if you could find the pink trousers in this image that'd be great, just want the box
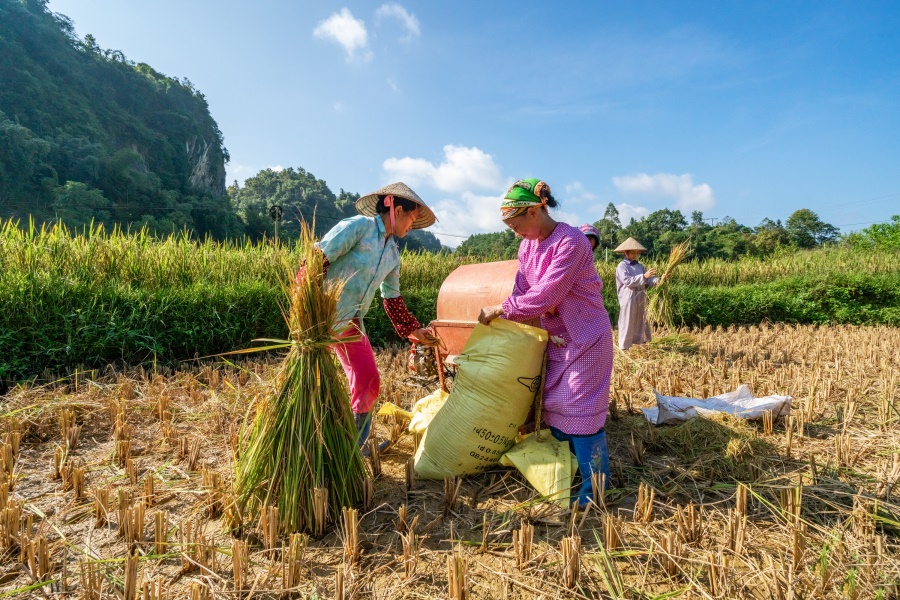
[333,320,380,414]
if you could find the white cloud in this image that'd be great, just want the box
[431,191,505,246]
[614,202,650,225]
[225,164,286,185]
[375,3,420,40]
[381,146,611,247]
[562,181,600,227]
[612,172,715,211]
[313,9,371,61]
[383,145,504,193]
[430,195,589,248]
[386,78,399,92]
[564,181,599,203]
[226,163,257,184]
[550,208,584,228]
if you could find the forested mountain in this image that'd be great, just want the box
[0,0,853,258]
[0,0,446,248]
[0,0,241,237]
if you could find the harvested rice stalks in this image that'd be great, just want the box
[648,240,692,330]
[447,546,468,600]
[648,332,699,353]
[233,225,366,534]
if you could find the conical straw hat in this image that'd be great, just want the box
[613,237,647,253]
[356,182,437,229]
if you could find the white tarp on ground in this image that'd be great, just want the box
[642,384,792,425]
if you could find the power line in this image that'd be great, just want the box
[273,206,473,238]
[428,231,471,239]
[32,202,476,239]
[816,191,900,210]
[834,218,895,227]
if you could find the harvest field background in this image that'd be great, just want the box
[0,324,898,598]
[3,2,899,597]
[0,223,899,598]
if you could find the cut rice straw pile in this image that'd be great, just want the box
[647,332,699,354]
[233,224,367,534]
[648,240,692,330]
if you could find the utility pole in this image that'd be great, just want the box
[269,204,283,244]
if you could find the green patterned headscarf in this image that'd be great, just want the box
[501,178,551,219]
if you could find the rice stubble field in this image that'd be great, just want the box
[1,323,898,598]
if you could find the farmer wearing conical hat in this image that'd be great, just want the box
[298,182,439,449]
[614,237,667,349]
[478,179,613,506]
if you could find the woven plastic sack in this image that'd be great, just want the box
[377,402,412,421]
[407,389,448,434]
[499,433,577,505]
[414,319,548,479]
[642,385,793,425]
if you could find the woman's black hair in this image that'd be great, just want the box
[536,183,558,208]
[375,195,420,214]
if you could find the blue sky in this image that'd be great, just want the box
[49,1,900,246]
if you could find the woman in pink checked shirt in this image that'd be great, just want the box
[479,179,614,506]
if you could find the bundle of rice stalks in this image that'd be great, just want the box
[648,240,692,330]
[233,224,367,534]
[648,333,699,354]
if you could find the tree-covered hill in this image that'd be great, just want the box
[227,167,444,252]
[0,0,241,237]
[0,0,446,248]
[454,204,847,261]
[455,229,522,259]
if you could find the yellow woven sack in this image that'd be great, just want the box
[499,433,577,505]
[407,389,448,434]
[376,402,412,421]
[414,319,548,479]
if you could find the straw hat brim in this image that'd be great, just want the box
[355,182,437,230]
[613,237,647,253]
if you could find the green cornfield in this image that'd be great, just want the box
[1,219,898,384]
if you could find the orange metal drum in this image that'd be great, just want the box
[432,260,538,363]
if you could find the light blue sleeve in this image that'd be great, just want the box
[318,216,368,262]
[380,262,401,299]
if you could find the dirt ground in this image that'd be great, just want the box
[1,324,898,599]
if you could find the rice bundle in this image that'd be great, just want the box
[648,333,699,354]
[648,240,692,330]
[234,225,367,534]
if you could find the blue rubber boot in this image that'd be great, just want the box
[355,412,392,456]
[570,429,612,507]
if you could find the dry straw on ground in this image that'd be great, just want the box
[0,323,897,598]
